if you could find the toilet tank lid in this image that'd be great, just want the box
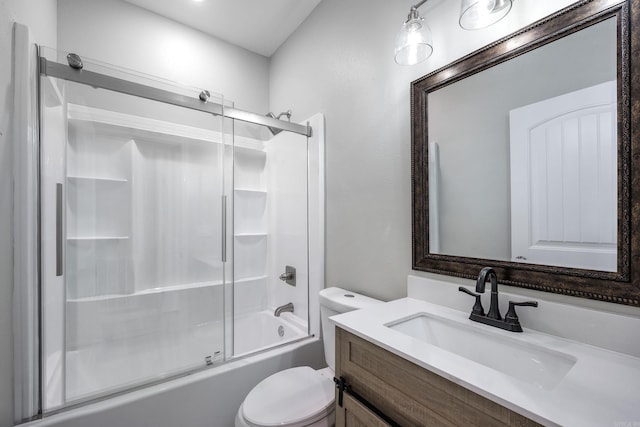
[319,287,382,313]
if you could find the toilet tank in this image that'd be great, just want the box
[319,287,382,372]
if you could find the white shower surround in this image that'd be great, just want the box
[15,97,326,425]
[36,75,324,401]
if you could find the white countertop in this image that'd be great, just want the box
[331,297,640,427]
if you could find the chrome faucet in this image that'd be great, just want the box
[459,267,538,332]
[274,302,294,317]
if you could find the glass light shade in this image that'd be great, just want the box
[394,15,433,66]
[459,0,513,30]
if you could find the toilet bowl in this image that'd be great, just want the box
[234,287,382,427]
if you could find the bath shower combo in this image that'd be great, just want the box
[12,38,325,426]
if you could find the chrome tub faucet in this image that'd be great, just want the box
[274,302,294,317]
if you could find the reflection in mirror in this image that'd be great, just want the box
[412,0,639,306]
[427,18,617,272]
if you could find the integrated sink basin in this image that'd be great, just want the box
[385,313,577,390]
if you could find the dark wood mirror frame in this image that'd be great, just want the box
[411,0,640,306]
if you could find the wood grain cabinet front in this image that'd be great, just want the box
[334,327,542,427]
[337,392,393,427]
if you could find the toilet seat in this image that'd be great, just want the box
[241,366,335,427]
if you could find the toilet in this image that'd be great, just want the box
[234,287,382,427]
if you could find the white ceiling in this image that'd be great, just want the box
[122,0,323,57]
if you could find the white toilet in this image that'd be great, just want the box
[234,287,381,427]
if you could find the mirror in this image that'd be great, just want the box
[412,0,640,306]
[429,18,617,271]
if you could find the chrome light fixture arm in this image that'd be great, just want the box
[411,0,429,13]
[394,0,514,65]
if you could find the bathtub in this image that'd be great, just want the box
[234,310,308,356]
[28,310,324,427]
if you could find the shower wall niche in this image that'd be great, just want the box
[233,139,269,315]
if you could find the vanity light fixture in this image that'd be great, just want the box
[394,1,433,66]
[394,0,514,65]
[459,0,513,30]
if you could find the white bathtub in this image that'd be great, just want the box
[58,283,308,402]
[234,310,307,356]
[66,310,308,401]
[28,309,324,427]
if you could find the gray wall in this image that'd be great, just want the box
[269,0,571,300]
[0,2,57,425]
[57,0,270,115]
[269,0,638,313]
[270,0,416,301]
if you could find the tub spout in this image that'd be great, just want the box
[274,302,294,317]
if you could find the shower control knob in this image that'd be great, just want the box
[279,266,296,286]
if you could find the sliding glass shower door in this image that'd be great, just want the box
[232,124,310,356]
[36,48,316,416]
[40,55,229,410]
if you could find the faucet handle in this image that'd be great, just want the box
[510,301,539,307]
[505,300,538,327]
[458,287,485,317]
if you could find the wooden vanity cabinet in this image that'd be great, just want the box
[335,327,542,427]
[339,392,393,427]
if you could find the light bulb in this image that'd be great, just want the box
[394,12,433,66]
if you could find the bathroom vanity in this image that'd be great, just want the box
[330,278,640,427]
[334,327,540,426]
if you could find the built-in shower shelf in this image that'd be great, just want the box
[67,175,129,183]
[234,233,268,238]
[235,275,268,284]
[137,280,224,295]
[233,145,266,155]
[67,280,224,303]
[67,104,224,145]
[232,135,266,153]
[67,236,129,241]
[234,188,267,195]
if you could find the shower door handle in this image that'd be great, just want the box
[56,183,63,276]
[221,195,227,263]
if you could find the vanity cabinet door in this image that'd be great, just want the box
[336,392,392,427]
[335,327,542,427]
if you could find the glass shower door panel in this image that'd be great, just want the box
[41,74,226,409]
[233,127,309,356]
